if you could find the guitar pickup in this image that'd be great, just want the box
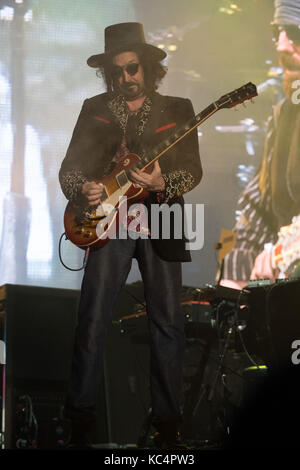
[100,186,108,201]
[116,170,128,188]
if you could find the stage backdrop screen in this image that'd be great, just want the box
[0,0,277,289]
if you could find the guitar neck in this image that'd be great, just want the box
[136,102,218,171]
[131,82,258,171]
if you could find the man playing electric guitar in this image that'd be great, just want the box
[59,22,202,448]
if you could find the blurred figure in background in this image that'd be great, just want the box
[221,0,300,288]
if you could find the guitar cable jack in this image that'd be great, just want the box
[58,232,90,271]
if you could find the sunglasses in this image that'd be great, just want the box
[111,62,140,79]
[271,24,300,45]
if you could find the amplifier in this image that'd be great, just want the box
[113,301,214,342]
[182,300,214,339]
[0,282,149,449]
[0,284,80,449]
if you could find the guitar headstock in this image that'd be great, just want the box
[216,82,258,110]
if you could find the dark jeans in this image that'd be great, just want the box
[65,236,185,425]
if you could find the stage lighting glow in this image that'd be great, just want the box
[0,6,14,21]
[230,4,242,11]
[219,7,234,15]
[219,1,242,15]
[24,9,32,22]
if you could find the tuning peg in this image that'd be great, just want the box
[242,102,247,108]
[251,99,255,104]
[234,106,239,111]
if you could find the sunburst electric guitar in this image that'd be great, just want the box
[64,82,258,250]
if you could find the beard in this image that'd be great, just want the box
[118,81,145,101]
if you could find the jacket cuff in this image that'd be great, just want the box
[162,170,195,203]
[59,169,87,204]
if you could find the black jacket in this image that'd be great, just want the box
[59,91,202,262]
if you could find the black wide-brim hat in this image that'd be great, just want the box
[87,22,167,68]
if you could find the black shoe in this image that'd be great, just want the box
[63,406,96,450]
[152,420,192,451]
[65,424,95,450]
[153,430,191,450]
[64,420,94,450]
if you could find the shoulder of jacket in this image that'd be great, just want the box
[160,94,190,105]
[154,94,192,114]
[84,92,109,106]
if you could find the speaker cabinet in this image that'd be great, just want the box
[0,284,79,449]
[0,282,149,449]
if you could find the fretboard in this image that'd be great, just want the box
[134,102,218,171]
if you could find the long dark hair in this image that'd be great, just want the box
[97,45,167,95]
